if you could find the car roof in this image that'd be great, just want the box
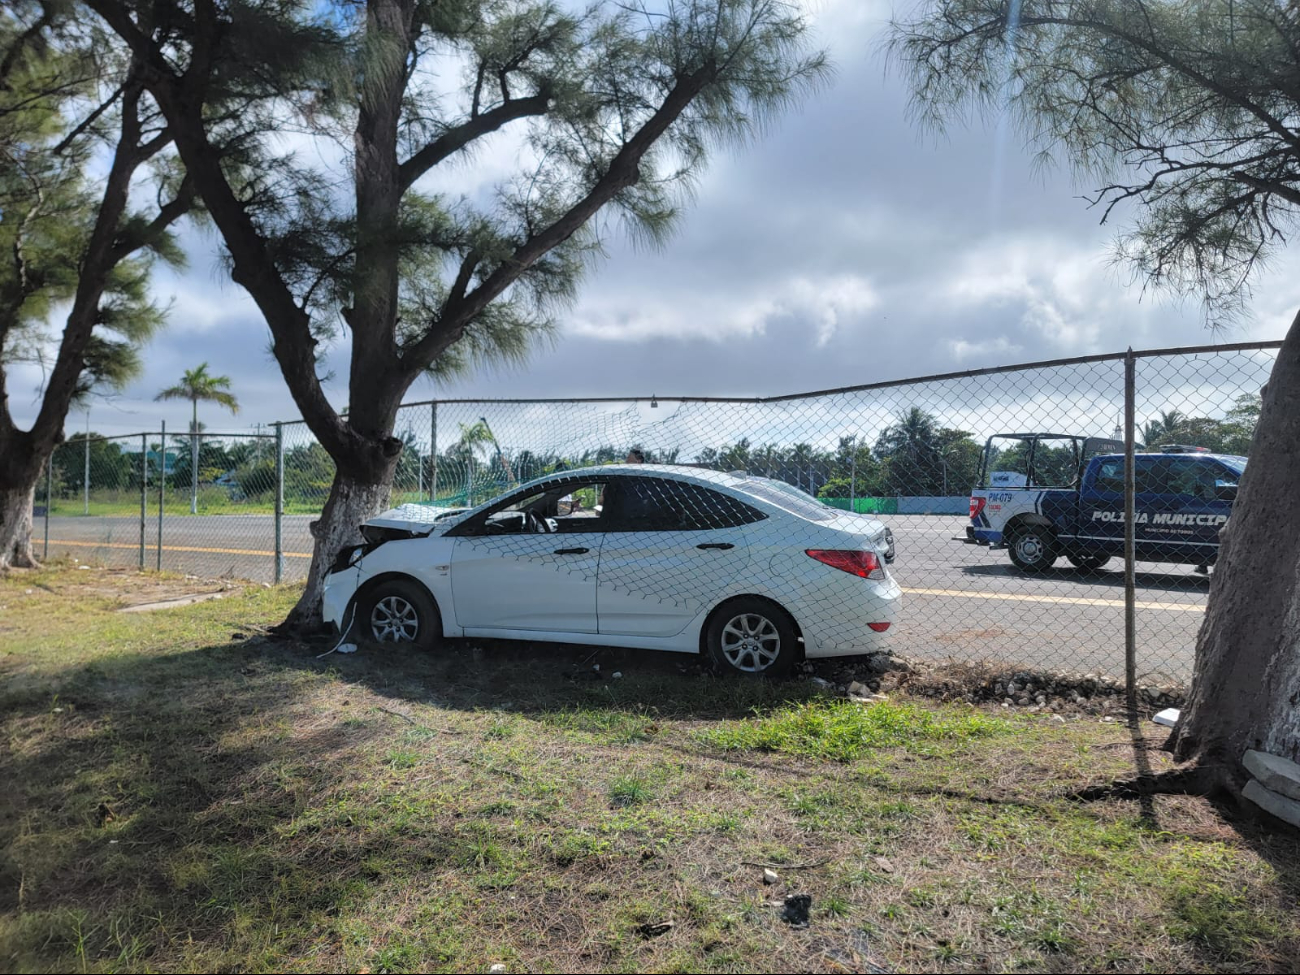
[527,463,749,489]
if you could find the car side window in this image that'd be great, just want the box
[449,478,614,536]
[606,477,765,531]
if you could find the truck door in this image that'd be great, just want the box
[1078,457,1125,557]
[1141,457,1230,563]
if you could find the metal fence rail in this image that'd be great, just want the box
[45,342,1281,685]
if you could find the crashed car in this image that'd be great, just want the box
[323,465,900,676]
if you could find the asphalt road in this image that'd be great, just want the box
[43,513,1206,682]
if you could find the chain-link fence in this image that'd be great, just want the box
[42,342,1279,683]
[44,429,282,580]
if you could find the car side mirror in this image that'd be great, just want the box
[1216,485,1238,502]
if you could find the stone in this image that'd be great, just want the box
[612,672,623,680]
[848,680,871,698]
[763,868,779,885]
[872,856,895,873]
[1244,779,1300,829]
[811,677,833,689]
[1244,750,1300,803]
[1052,715,1067,724]
[489,967,508,974]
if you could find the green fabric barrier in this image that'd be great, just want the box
[820,497,898,514]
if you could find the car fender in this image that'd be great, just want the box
[351,536,460,637]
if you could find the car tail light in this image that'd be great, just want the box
[868,622,891,632]
[970,496,987,520]
[806,548,886,581]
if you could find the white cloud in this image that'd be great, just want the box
[568,272,879,345]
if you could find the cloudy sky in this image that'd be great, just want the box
[8,0,1296,440]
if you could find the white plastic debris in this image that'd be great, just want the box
[612,671,623,679]
[335,643,359,655]
[1152,708,1181,728]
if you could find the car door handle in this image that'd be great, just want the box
[553,547,589,555]
[696,542,735,550]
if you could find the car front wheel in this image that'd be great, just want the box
[358,578,440,650]
[706,598,798,678]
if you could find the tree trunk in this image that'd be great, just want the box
[0,480,39,570]
[1168,310,1300,796]
[281,461,398,631]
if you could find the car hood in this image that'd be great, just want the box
[365,503,470,532]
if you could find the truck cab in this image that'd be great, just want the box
[965,433,1244,572]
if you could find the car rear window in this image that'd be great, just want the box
[736,480,835,521]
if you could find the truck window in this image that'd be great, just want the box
[1145,457,1216,500]
[1030,441,1081,488]
[1093,459,1124,493]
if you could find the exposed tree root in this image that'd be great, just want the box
[1067,766,1219,802]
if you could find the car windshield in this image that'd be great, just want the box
[737,478,835,522]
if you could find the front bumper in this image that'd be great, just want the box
[321,567,359,630]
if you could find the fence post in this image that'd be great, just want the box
[139,433,147,570]
[850,443,857,511]
[83,433,90,516]
[1123,349,1137,712]
[44,453,52,559]
[157,421,165,571]
[430,401,438,502]
[274,422,284,584]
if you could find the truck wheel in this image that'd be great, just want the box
[1008,525,1058,572]
[1067,553,1110,572]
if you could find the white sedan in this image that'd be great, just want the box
[322,465,900,676]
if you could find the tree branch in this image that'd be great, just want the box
[397,93,550,193]
[50,83,126,156]
[110,172,196,262]
[400,59,717,374]
[82,0,352,460]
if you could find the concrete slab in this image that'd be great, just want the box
[1245,749,1300,803]
[1244,779,1300,829]
[118,592,226,613]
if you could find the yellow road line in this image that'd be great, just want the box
[47,539,313,559]
[902,586,1204,613]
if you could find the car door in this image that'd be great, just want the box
[450,478,608,634]
[596,476,764,637]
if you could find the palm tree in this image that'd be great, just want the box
[156,364,240,513]
[875,407,943,495]
[1142,409,1184,448]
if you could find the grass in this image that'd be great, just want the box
[2,563,1299,974]
[701,698,1008,761]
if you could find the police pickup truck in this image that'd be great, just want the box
[964,433,1245,572]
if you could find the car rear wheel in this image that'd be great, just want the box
[358,578,440,650]
[1067,553,1110,572]
[1008,525,1058,572]
[706,598,798,678]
